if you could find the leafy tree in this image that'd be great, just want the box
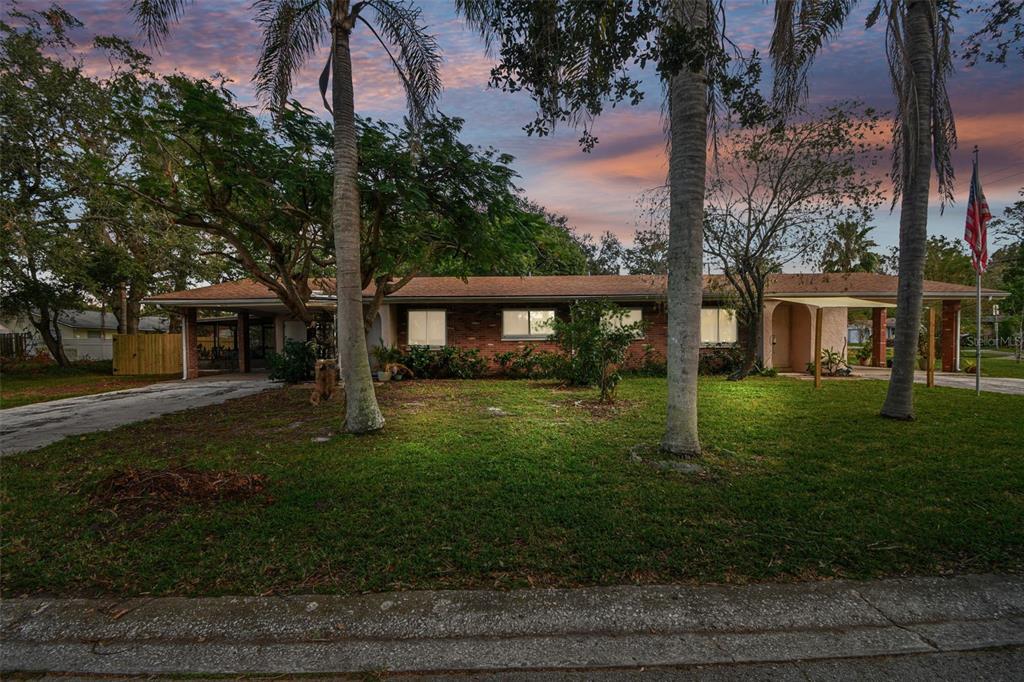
[462,0,769,456]
[550,300,646,403]
[578,231,624,275]
[962,0,1024,66]
[356,114,569,325]
[130,0,451,433]
[820,221,883,273]
[990,190,1024,359]
[701,106,884,376]
[771,0,958,420]
[883,236,974,285]
[0,7,101,365]
[110,76,335,324]
[624,226,669,275]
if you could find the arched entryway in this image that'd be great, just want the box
[770,302,813,371]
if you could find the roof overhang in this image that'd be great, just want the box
[772,296,893,308]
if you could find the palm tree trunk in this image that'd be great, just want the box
[661,0,707,456]
[331,23,385,433]
[881,0,933,420]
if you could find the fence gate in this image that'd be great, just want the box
[113,334,183,375]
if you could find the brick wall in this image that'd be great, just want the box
[394,302,673,369]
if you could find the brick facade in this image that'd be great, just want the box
[394,302,677,369]
[871,308,887,367]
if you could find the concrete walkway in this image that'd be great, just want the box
[3,574,1022,676]
[0,374,277,455]
[852,366,1024,395]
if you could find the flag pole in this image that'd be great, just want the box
[974,146,982,395]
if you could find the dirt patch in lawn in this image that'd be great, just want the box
[562,397,637,419]
[92,467,272,516]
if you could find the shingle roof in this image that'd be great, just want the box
[58,310,168,331]
[144,272,1005,304]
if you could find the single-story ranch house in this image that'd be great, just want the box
[145,272,1006,379]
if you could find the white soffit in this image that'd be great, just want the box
[773,296,893,309]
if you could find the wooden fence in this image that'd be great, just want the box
[113,334,182,375]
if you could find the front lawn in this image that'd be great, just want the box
[0,361,175,409]
[980,354,1024,380]
[2,377,1021,597]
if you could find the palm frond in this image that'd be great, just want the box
[877,0,957,207]
[129,0,193,46]
[253,0,329,113]
[365,0,442,129]
[770,0,856,115]
[454,0,498,54]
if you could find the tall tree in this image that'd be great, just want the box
[460,0,767,456]
[771,0,957,420]
[701,106,883,375]
[131,0,445,433]
[820,221,883,273]
[623,226,669,275]
[0,7,100,365]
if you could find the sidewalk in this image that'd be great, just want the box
[3,574,1022,676]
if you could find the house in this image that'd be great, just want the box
[144,272,1007,379]
[0,310,169,361]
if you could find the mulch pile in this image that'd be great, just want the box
[92,467,271,514]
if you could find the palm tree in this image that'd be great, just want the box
[821,221,882,273]
[661,0,708,456]
[771,0,956,420]
[459,0,752,457]
[129,0,444,433]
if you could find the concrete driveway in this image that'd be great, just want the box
[0,375,277,455]
[852,366,1024,396]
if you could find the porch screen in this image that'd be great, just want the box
[700,308,738,344]
[408,310,446,346]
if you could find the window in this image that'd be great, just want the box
[502,309,555,339]
[700,308,738,345]
[408,309,446,346]
[603,308,644,336]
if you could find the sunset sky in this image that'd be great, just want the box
[35,0,1024,260]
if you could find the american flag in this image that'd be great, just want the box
[964,158,991,274]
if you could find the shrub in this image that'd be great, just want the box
[400,345,488,379]
[550,300,645,402]
[495,346,559,379]
[624,343,667,377]
[267,340,315,383]
[855,343,872,365]
[698,346,743,375]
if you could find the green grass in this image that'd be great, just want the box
[2,377,1022,598]
[975,354,1024,379]
[0,362,175,409]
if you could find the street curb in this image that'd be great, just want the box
[3,574,1023,675]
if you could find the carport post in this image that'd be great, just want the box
[814,307,823,389]
[237,311,250,374]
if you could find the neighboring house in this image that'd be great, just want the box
[847,321,872,345]
[0,310,169,361]
[145,273,1007,379]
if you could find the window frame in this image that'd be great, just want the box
[407,309,447,347]
[700,307,738,346]
[501,308,557,340]
[602,307,646,339]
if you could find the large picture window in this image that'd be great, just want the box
[408,309,446,346]
[603,308,644,336]
[502,309,555,339]
[700,308,738,345]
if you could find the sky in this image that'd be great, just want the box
[29,0,1024,259]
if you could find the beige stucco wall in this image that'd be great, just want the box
[764,302,848,370]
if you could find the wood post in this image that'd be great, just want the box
[927,305,936,387]
[814,307,823,389]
